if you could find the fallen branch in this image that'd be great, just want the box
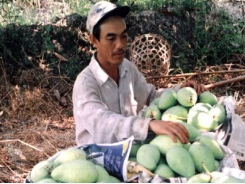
[0,139,42,152]
[205,75,245,89]
[146,69,245,79]
[0,158,18,176]
[38,132,59,153]
[53,52,69,62]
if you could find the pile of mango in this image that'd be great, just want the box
[129,134,244,183]
[143,87,226,133]
[29,87,244,183]
[29,147,121,183]
[130,87,244,183]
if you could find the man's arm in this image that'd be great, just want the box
[73,74,152,145]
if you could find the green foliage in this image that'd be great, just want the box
[0,0,244,79]
[41,26,54,51]
[0,0,93,27]
[174,1,244,72]
[116,0,244,72]
[65,0,93,16]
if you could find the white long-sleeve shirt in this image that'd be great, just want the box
[72,54,180,146]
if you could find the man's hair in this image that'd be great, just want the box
[92,22,101,41]
[92,13,125,41]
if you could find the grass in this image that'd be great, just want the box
[0,0,92,27]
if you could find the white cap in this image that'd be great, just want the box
[86,1,130,34]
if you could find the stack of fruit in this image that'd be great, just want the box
[29,147,121,183]
[143,87,226,132]
[128,87,244,182]
[129,134,244,183]
[28,87,244,183]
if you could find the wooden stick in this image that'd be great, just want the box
[0,158,18,176]
[146,69,245,79]
[53,52,69,62]
[0,139,42,152]
[204,75,245,89]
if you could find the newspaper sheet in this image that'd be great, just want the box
[25,136,134,183]
[80,135,134,181]
[215,96,245,161]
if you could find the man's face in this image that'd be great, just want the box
[91,16,128,66]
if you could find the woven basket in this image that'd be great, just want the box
[129,33,171,77]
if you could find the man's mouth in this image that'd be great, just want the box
[113,52,125,56]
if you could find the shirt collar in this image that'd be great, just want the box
[89,53,128,86]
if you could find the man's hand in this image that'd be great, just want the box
[149,120,189,144]
[180,80,206,95]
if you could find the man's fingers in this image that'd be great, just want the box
[176,125,189,143]
[196,84,201,95]
[167,131,188,144]
[149,120,189,144]
[178,123,189,137]
[197,84,206,94]
[167,133,177,143]
[181,81,206,95]
[168,123,189,144]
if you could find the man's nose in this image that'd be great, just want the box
[115,38,125,49]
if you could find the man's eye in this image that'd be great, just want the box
[107,37,115,41]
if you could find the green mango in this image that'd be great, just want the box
[214,160,220,170]
[189,102,212,113]
[154,163,175,178]
[195,134,224,160]
[53,147,87,166]
[209,104,226,125]
[187,110,218,132]
[183,142,191,150]
[166,146,196,178]
[188,141,216,173]
[176,121,201,141]
[37,178,57,183]
[136,144,160,171]
[149,134,182,155]
[95,164,110,182]
[158,156,167,165]
[128,157,137,162]
[130,142,142,157]
[51,159,98,183]
[143,104,162,120]
[108,176,121,183]
[177,87,198,107]
[158,89,178,110]
[187,173,211,183]
[98,176,121,183]
[161,105,188,122]
[150,97,160,106]
[198,91,218,106]
[210,171,245,183]
[30,160,53,183]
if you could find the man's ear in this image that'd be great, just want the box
[89,34,98,49]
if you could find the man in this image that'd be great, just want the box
[73,1,205,146]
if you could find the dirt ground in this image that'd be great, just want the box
[1,62,245,183]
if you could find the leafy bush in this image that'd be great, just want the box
[0,0,244,79]
[169,0,245,72]
[0,0,92,26]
